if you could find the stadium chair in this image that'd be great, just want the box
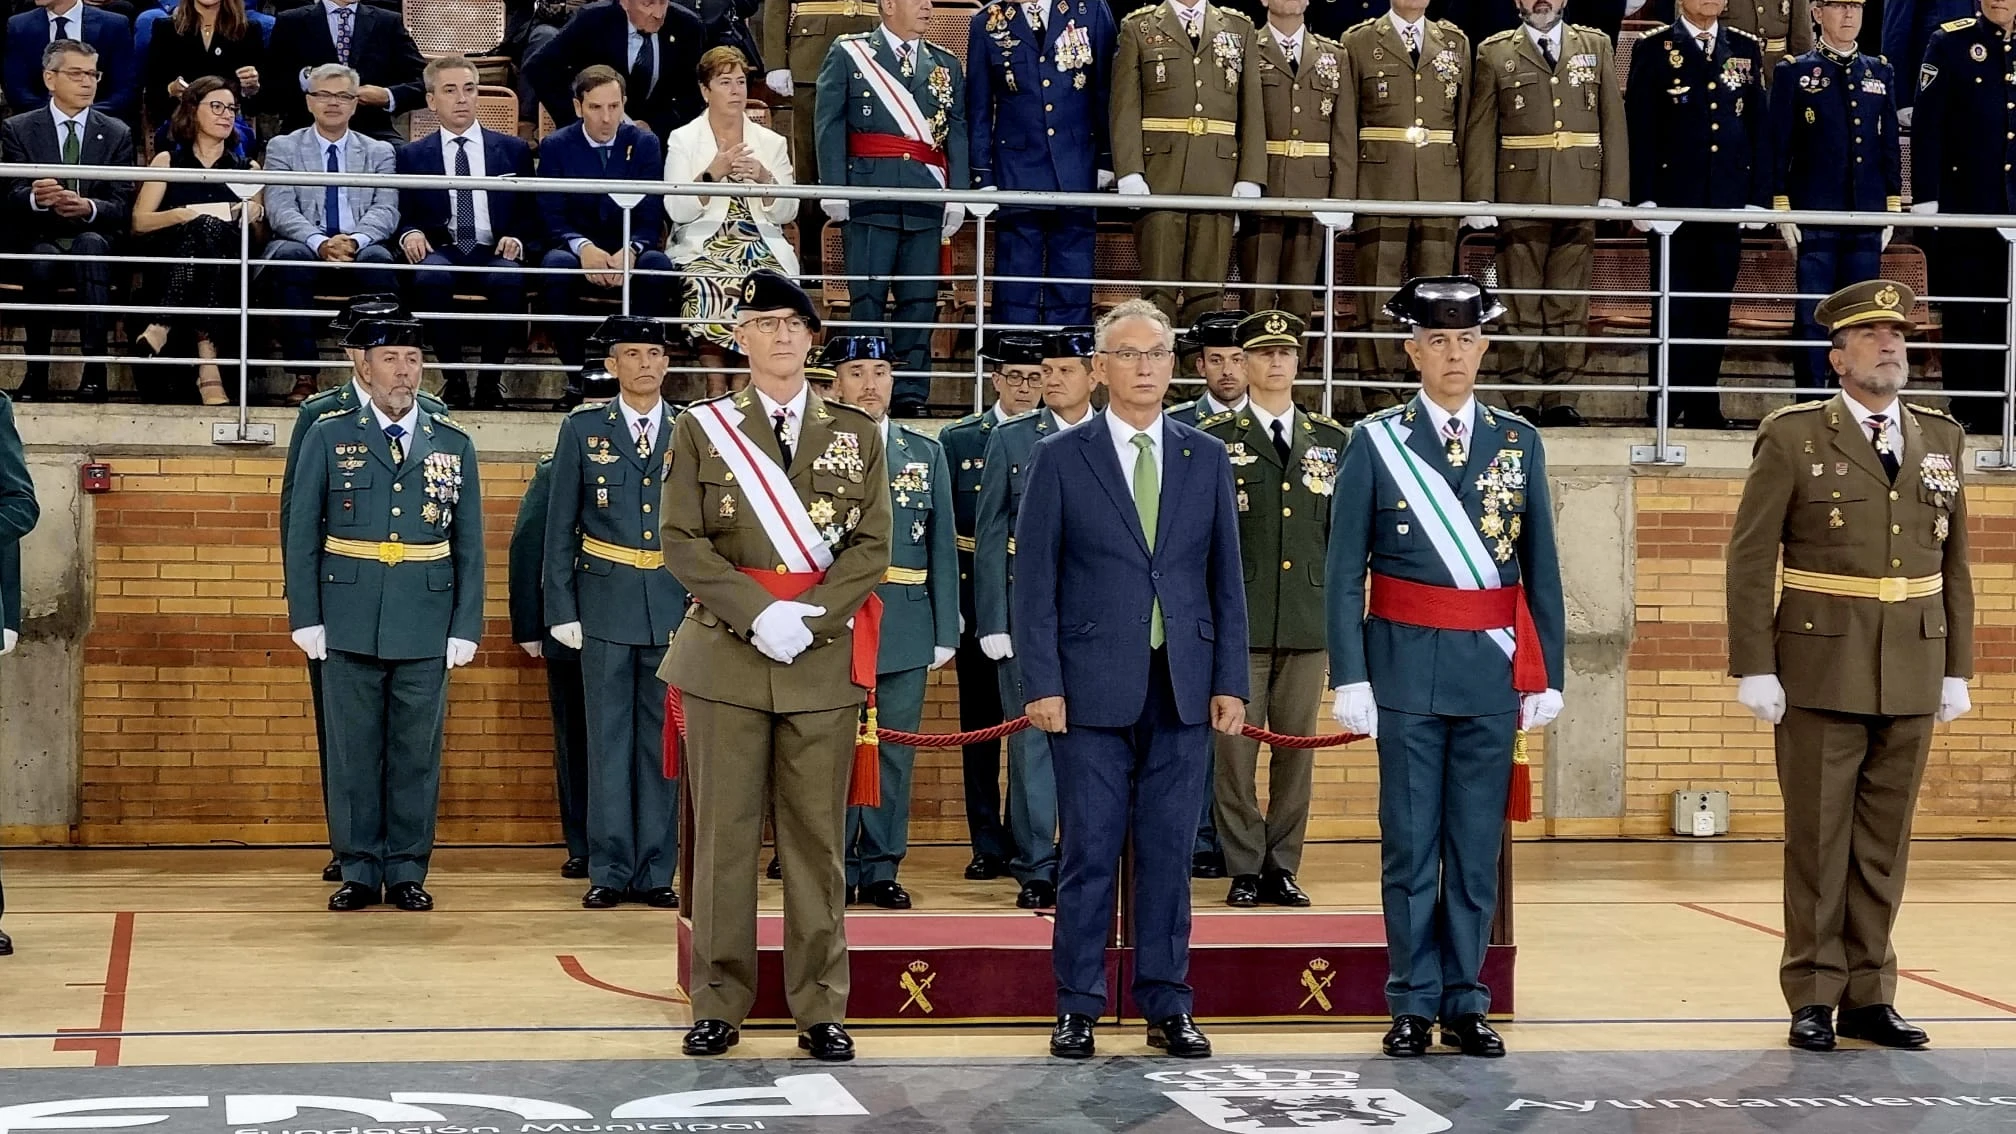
[406,0,512,85]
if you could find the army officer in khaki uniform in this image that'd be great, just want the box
[1111,0,1268,327]
[1733,0,1811,74]
[662,271,893,1063]
[1237,0,1350,325]
[1727,280,1974,1054]
[1463,0,1627,426]
[1333,3,1469,412]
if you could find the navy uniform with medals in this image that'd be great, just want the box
[543,316,692,910]
[508,452,590,879]
[0,387,36,959]
[967,0,1117,328]
[1198,310,1347,907]
[277,295,441,885]
[1324,278,1564,1057]
[826,335,961,907]
[937,332,1049,878]
[1910,9,2016,433]
[1770,24,1902,395]
[1625,18,1774,428]
[284,320,486,913]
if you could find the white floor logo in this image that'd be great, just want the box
[1151,1067,1452,1133]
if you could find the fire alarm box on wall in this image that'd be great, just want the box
[81,463,111,493]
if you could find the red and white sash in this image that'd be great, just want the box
[692,400,834,573]
[839,37,948,188]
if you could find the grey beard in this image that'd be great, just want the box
[1522,9,1564,31]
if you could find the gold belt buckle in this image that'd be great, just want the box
[378,542,406,567]
[1285,139,1306,158]
[1186,117,1208,136]
[841,0,859,15]
[1404,125,1428,146]
[1877,576,1908,603]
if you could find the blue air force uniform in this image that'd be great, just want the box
[543,359,691,902]
[1911,12,2016,433]
[1771,39,1902,393]
[966,0,1116,327]
[508,455,590,868]
[940,407,1011,863]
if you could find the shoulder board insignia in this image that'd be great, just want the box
[1642,23,1671,36]
[1196,410,1237,429]
[1480,28,1518,45]
[836,30,872,41]
[1941,16,1976,31]
[1906,402,1962,424]
[1217,7,1253,23]
[1494,406,1535,428]
[1784,52,1797,63]
[537,452,554,466]
[1360,404,1406,424]
[314,406,348,421]
[1307,412,1346,431]
[949,411,983,428]
[418,391,447,410]
[430,412,471,435]
[1568,21,1601,34]
[1878,53,1889,64]
[1346,16,1376,32]
[1001,408,1044,427]
[1728,26,1759,41]
[567,400,609,415]
[1759,400,1828,428]
[824,399,878,424]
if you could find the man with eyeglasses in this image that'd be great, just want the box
[2,0,136,119]
[937,332,1045,885]
[268,0,426,141]
[1016,298,1250,1060]
[972,326,1101,912]
[661,269,892,1064]
[0,39,134,404]
[262,62,401,407]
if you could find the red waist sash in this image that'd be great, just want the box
[847,132,947,173]
[1367,572,1546,694]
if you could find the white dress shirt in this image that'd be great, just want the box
[1271,24,1302,66]
[1678,15,1718,51]
[1387,11,1425,55]
[44,0,82,42]
[1106,409,1165,499]
[1248,400,1294,447]
[1169,0,1206,35]
[36,102,97,221]
[619,396,666,454]
[754,382,811,454]
[1844,395,1904,461]
[881,24,923,66]
[369,398,422,455]
[440,123,494,245]
[1526,22,1563,63]
[305,130,358,253]
[1198,391,1248,417]
[1419,395,1477,462]
[1053,403,1095,431]
[989,402,1015,425]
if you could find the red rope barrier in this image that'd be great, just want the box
[1239,725,1365,749]
[868,718,1364,749]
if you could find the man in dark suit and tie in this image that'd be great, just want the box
[395,56,540,411]
[1012,297,1251,1061]
[536,65,672,392]
[267,0,425,140]
[0,40,134,403]
[3,0,136,119]
[524,0,707,135]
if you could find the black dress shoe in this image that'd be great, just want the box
[321,858,342,882]
[1440,1013,1506,1057]
[1540,405,1588,427]
[1191,852,1226,880]
[683,1019,739,1056]
[889,399,927,419]
[73,380,108,404]
[1508,403,1540,422]
[862,880,912,910]
[1146,1013,1212,1058]
[964,853,1007,880]
[798,1022,855,1062]
[1837,1004,1928,1049]
[1261,870,1312,907]
[582,886,624,909]
[766,855,782,880]
[473,382,506,412]
[1225,875,1261,908]
[1382,1014,1433,1057]
[12,382,45,403]
[640,886,680,909]
[328,882,380,911]
[0,927,13,955]
[560,856,589,879]
[1016,879,1056,909]
[1050,1012,1096,1058]
[1788,1004,1836,1051]
[387,881,434,912]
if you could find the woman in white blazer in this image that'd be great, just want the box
[664,47,799,395]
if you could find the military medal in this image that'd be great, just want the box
[1236,489,1249,512]
[911,519,927,543]
[1811,463,1824,477]
[845,506,863,531]
[1920,451,1961,494]
[1074,72,1086,88]
[1513,92,1525,110]
[1226,442,1258,466]
[809,499,837,526]
[1935,513,1951,541]
[1828,506,1844,529]
[719,492,737,519]
[1155,58,1167,83]
[1835,462,1849,476]
[596,488,609,508]
[1972,42,1988,62]
[421,502,440,525]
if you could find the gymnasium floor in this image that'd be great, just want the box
[3,840,2014,1132]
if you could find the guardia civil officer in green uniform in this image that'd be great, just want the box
[972,327,1102,909]
[1199,310,1346,909]
[665,270,892,1063]
[278,294,436,883]
[1167,311,1250,429]
[1727,280,1973,1053]
[1325,277,1563,1059]
[508,453,590,879]
[937,332,1045,882]
[285,320,485,914]
[545,316,693,910]
[0,387,39,959]
[826,334,959,909]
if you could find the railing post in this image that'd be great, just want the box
[211,178,275,447]
[1313,211,1351,418]
[967,200,998,415]
[1631,218,1687,466]
[2001,227,2016,470]
[609,192,646,316]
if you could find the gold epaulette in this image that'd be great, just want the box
[567,400,610,415]
[1759,400,1828,428]
[315,406,347,421]
[430,412,470,436]
[1196,410,1237,429]
[1907,402,1962,425]
[1941,16,1976,31]
[1216,6,1252,23]
[1728,26,1760,42]
[1307,412,1346,431]
[1361,403,1406,424]
[1480,27,1518,46]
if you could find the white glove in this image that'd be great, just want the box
[292,625,328,661]
[518,640,543,659]
[959,613,967,635]
[1779,222,1801,251]
[550,621,584,650]
[1897,106,1914,129]
[765,69,793,99]
[1632,201,1657,233]
[1231,181,1262,199]
[1910,201,1939,215]
[1,629,17,655]
[1460,215,1498,230]
[446,637,478,669]
[1739,204,1771,230]
[822,198,850,223]
[1520,688,1564,730]
[980,633,1014,661]
[1116,173,1151,196]
[941,202,966,241]
[1330,681,1378,739]
[932,645,956,670]
[1596,197,1622,208]
[1736,673,1786,725]
[1938,676,1972,723]
[750,600,825,664]
[1881,225,1895,251]
[1097,169,1115,190]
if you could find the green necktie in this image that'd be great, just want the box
[61,119,80,192]
[1131,433,1164,649]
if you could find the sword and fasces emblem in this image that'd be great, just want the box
[899,960,937,1014]
[1297,957,1336,1011]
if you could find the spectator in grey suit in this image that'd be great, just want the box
[260,62,399,404]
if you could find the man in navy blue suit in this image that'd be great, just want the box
[4,0,136,119]
[395,56,540,411]
[535,65,672,397]
[266,0,425,140]
[1011,297,1251,1062]
[523,0,707,134]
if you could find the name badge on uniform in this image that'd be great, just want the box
[597,487,610,508]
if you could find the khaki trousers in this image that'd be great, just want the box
[1211,648,1326,877]
[1238,216,1322,324]
[1496,218,1596,411]
[1139,209,1235,328]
